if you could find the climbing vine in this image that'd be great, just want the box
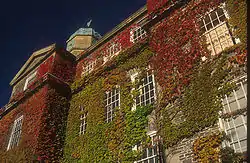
[0,0,246,162]
[193,132,224,163]
[157,54,236,148]
[63,45,155,162]
[225,0,247,50]
[0,51,73,162]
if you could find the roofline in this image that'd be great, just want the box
[10,44,57,86]
[10,44,76,86]
[77,5,147,61]
[66,28,101,43]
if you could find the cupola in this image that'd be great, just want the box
[66,21,101,56]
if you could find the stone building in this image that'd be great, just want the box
[0,0,246,162]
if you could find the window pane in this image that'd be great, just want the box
[148,148,153,156]
[236,126,246,139]
[229,101,238,112]
[240,140,247,150]
[234,116,243,126]
[210,11,217,20]
[238,97,247,109]
[229,128,237,142]
[206,23,213,31]
[204,16,210,24]
[213,19,219,27]
[219,15,226,22]
[217,8,224,17]
[201,27,206,33]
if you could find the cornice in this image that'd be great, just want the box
[77,5,147,61]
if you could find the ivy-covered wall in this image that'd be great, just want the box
[0,47,75,162]
[0,86,48,162]
[63,44,156,162]
[0,0,246,162]
[64,0,247,162]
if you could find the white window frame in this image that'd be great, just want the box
[219,76,247,153]
[103,42,122,64]
[130,26,147,43]
[81,60,96,77]
[134,131,159,163]
[104,87,120,123]
[23,71,37,91]
[199,6,234,55]
[107,42,121,57]
[79,105,87,135]
[7,115,23,151]
[135,72,156,108]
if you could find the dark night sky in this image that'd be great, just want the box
[0,0,146,108]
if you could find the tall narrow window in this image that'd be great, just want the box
[104,88,120,123]
[79,105,87,135]
[198,7,234,55]
[7,115,23,150]
[136,73,156,108]
[130,26,147,43]
[220,77,247,153]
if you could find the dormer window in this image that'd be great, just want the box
[23,71,37,91]
[130,26,147,43]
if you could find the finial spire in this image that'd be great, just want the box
[87,19,92,27]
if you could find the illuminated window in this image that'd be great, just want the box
[130,26,147,43]
[79,105,87,135]
[220,77,247,153]
[198,8,234,55]
[24,71,37,90]
[7,115,23,150]
[82,60,96,76]
[136,73,156,108]
[104,88,120,123]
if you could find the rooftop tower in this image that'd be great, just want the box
[66,21,101,56]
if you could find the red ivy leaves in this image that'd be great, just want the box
[149,0,221,101]
[76,23,141,80]
[147,0,178,17]
[52,54,75,83]
[37,55,54,78]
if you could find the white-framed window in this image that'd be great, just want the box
[220,76,247,153]
[135,131,160,163]
[79,105,87,135]
[136,146,159,163]
[82,60,96,77]
[104,87,120,123]
[135,73,156,108]
[107,42,121,57]
[198,7,234,55]
[23,71,37,91]
[130,26,147,43]
[7,115,23,150]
